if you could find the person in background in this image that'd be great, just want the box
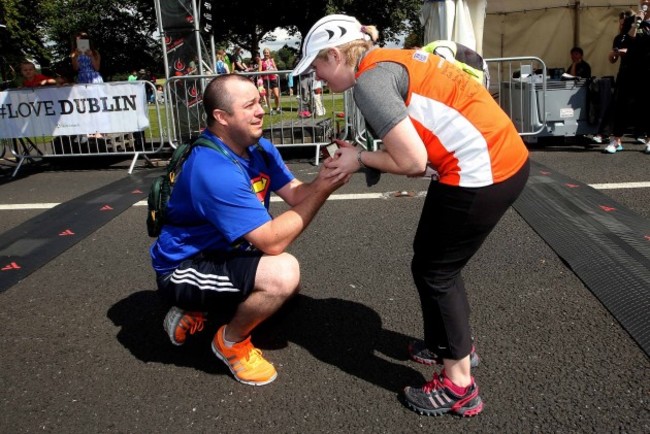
[150,74,349,386]
[231,47,250,72]
[634,0,650,150]
[216,49,231,75]
[298,73,313,118]
[223,50,233,74]
[128,70,138,81]
[156,84,165,103]
[287,71,295,96]
[312,79,326,116]
[19,60,56,87]
[71,32,103,84]
[259,48,281,114]
[605,5,650,154]
[250,55,267,107]
[293,14,529,417]
[591,10,634,146]
[566,46,592,79]
[250,55,261,74]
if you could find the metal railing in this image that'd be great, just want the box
[163,71,351,164]
[1,58,549,179]
[486,56,548,137]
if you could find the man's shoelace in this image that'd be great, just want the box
[242,348,265,365]
[181,316,205,335]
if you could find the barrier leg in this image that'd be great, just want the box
[128,153,140,174]
[315,144,321,166]
[11,156,26,178]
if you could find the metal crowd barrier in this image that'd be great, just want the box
[0,80,164,177]
[485,56,548,137]
[164,71,350,164]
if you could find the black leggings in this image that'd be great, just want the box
[411,160,530,360]
[611,71,646,138]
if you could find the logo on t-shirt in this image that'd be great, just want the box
[413,51,429,63]
[251,174,270,202]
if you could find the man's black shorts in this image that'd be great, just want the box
[156,251,262,312]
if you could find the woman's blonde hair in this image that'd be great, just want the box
[315,24,379,68]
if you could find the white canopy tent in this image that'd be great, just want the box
[421,1,639,77]
[484,1,638,77]
[420,0,487,53]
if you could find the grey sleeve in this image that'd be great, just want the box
[353,62,409,139]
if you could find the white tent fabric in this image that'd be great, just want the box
[421,1,642,77]
[419,0,487,52]
[482,1,639,77]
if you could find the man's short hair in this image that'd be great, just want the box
[570,46,583,55]
[203,74,253,126]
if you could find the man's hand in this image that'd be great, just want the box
[315,158,352,190]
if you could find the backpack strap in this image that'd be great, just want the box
[192,136,270,168]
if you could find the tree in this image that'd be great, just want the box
[1,0,426,85]
[275,44,300,70]
[211,0,423,56]
[0,0,161,82]
[0,0,51,67]
[42,0,161,80]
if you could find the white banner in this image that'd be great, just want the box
[0,82,150,139]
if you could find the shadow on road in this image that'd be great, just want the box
[108,291,425,393]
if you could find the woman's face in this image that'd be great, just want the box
[311,48,356,93]
[20,63,37,80]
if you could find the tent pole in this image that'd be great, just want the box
[153,0,169,80]
[574,1,581,47]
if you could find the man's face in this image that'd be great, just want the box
[218,80,265,146]
[571,51,583,63]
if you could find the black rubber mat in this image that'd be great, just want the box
[513,161,650,357]
[0,170,160,293]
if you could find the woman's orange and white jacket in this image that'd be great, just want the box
[356,48,529,187]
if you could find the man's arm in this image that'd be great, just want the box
[243,167,346,255]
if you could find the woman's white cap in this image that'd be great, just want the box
[293,14,367,76]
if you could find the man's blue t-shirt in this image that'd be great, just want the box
[150,131,294,274]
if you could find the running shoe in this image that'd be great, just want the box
[211,325,277,386]
[636,136,647,145]
[645,143,650,154]
[604,139,623,154]
[403,371,483,417]
[163,306,206,346]
[591,134,603,144]
[408,340,480,368]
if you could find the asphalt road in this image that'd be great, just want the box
[1,139,649,433]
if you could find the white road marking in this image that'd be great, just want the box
[0,182,648,210]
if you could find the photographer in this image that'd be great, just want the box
[605,5,650,154]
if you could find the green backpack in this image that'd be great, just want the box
[146,138,220,237]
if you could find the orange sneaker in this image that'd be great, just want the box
[211,325,277,386]
[163,306,206,346]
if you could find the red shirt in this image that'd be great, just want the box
[23,74,54,87]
